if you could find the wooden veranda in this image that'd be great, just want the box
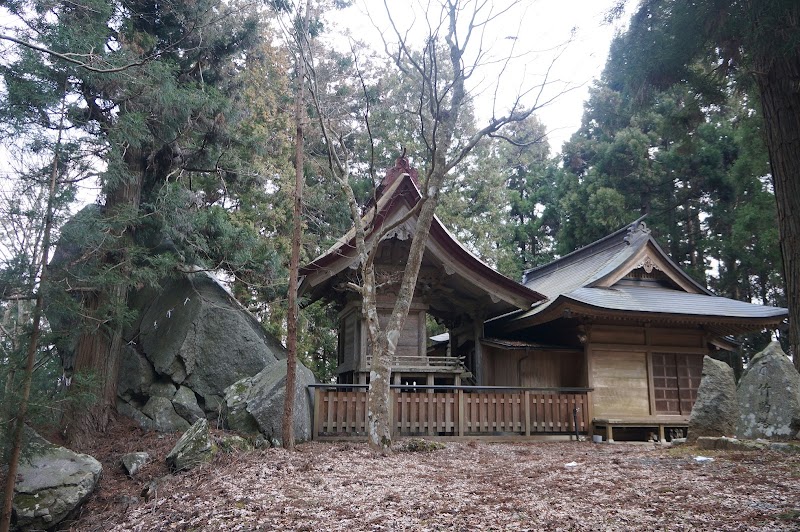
[310,385,592,440]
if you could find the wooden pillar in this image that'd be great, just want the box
[418,310,427,360]
[473,318,484,385]
[312,388,323,440]
[524,390,531,437]
[458,389,465,437]
[586,390,594,438]
[426,374,435,435]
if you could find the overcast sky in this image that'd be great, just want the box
[328,0,629,154]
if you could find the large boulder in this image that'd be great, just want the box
[129,272,285,408]
[47,210,308,434]
[688,356,739,441]
[166,419,216,472]
[737,342,800,440]
[114,270,300,430]
[224,359,315,445]
[12,427,102,531]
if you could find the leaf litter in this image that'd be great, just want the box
[59,421,800,531]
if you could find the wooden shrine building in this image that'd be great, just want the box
[300,158,545,388]
[300,160,788,441]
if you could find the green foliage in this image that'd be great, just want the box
[551,4,785,361]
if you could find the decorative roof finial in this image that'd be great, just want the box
[380,148,419,193]
[623,218,650,244]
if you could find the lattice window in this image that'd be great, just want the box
[651,353,703,415]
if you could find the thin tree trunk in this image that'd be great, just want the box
[754,50,800,369]
[282,0,311,451]
[366,166,448,454]
[366,2,467,453]
[0,147,59,532]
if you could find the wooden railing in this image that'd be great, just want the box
[363,354,465,371]
[311,385,592,440]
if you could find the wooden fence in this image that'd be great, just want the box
[311,385,591,440]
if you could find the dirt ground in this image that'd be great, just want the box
[53,420,800,531]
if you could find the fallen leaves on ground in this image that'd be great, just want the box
[67,424,800,531]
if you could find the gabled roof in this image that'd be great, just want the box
[299,171,545,317]
[500,218,787,335]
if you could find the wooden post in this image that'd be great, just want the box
[364,389,370,436]
[524,390,531,436]
[458,389,465,437]
[312,388,323,440]
[389,388,395,438]
[427,374,435,436]
[586,390,594,438]
[473,319,484,385]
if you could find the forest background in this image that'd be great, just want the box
[0,0,790,462]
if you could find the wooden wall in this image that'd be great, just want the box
[487,348,585,388]
[587,324,709,419]
[590,350,649,418]
[377,309,424,359]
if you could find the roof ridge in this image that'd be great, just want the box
[522,215,648,283]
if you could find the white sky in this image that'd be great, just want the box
[328,0,629,154]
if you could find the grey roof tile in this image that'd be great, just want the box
[566,286,788,319]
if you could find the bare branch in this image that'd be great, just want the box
[0,33,152,74]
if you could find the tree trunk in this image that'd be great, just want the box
[754,50,800,369]
[283,0,310,451]
[364,263,391,453]
[63,151,143,448]
[367,179,443,454]
[62,289,126,448]
[0,183,57,532]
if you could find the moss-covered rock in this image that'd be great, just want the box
[12,426,102,531]
[217,434,254,453]
[166,418,216,472]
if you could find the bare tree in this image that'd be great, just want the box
[282,0,313,452]
[0,119,64,532]
[307,0,565,454]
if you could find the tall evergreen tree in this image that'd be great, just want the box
[554,29,784,358]
[605,0,799,366]
[1,0,290,446]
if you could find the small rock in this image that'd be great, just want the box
[172,385,205,423]
[121,452,150,477]
[149,380,178,400]
[142,396,191,432]
[166,418,216,472]
[217,434,254,453]
[13,426,102,531]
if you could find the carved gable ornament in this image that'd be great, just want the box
[380,221,413,242]
[636,254,661,274]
